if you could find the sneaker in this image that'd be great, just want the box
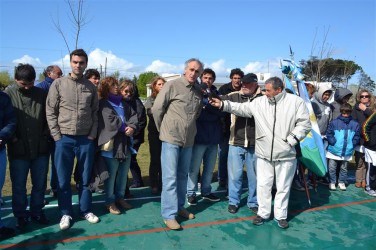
[0,226,15,238]
[83,213,99,224]
[107,203,121,215]
[49,189,57,198]
[253,216,266,226]
[329,183,336,190]
[338,183,346,191]
[228,204,238,214]
[274,218,289,229]
[59,215,72,230]
[31,214,50,225]
[116,199,133,209]
[187,196,197,206]
[202,193,220,202]
[16,217,29,229]
[249,206,258,215]
[364,189,376,197]
[164,219,181,230]
[177,208,195,219]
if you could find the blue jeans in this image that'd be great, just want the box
[187,144,217,196]
[161,142,192,220]
[328,159,348,184]
[104,152,131,205]
[54,135,94,216]
[9,155,49,218]
[228,145,257,208]
[218,136,230,182]
[0,149,6,227]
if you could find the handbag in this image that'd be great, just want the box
[101,138,114,151]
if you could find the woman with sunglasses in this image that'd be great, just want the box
[352,89,375,188]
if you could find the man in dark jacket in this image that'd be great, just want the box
[35,65,63,198]
[217,68,244,187]
[223,73,262,215]
[5,64,50,229]
[0,91,16,238]
[187,68,222,206]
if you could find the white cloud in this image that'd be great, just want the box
[206,59,228,77]
[145,60,183,75]
[243,58,281,77]
[12,55,44,68]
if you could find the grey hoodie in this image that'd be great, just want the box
[311,85,333,135]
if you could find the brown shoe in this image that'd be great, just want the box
[177,208,195,219]
[164,219,181,230]
[361,180,366,188]
[116,199,133,209]
[107,203,121,215]
[355,182,362,188]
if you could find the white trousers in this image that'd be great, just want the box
[256,158,297,220]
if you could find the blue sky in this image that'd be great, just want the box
[0,0,375,83]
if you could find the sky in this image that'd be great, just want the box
[0,0,375,84]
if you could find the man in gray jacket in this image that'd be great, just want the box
[210,77,311,229]
[152,58,203,230]
[46,49,99,230]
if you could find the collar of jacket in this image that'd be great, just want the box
[268,90,286,104]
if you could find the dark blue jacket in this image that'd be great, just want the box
[194,85,223,145]
[35,77,54,92]
[326,115,360,157]
[0,91,16,150]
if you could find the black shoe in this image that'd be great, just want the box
[249,206,258,215]
[218,179,227,188]
[253,216,266,226]
[31,214,50,225]
[187,196,197,206]
[228,204,238,214]
[202,193,220,202]
[274,218,289,229]
[0,226,15,238]
[16,217,29,229]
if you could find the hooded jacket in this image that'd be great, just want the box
[326,115,360,157]
[331,88,353,119]
[311,85,333,135]
[222,91,311,161]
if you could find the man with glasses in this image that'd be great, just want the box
[217,68,244,190]
[5,64,50,229]
[35,65,63,198]
[46,49,99,230]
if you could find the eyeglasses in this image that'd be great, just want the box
[360,95,370,98]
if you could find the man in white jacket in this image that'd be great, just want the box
[210,77,311,229]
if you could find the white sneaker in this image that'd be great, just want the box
[329,183,336,190]
[364,189,376,197]
[338,183,346,191]
[83,213,99,224]
[59,215,72,230]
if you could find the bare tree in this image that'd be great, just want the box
[52,0,89,54]
[309,26,334,82]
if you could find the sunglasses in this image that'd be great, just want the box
[360,95,370,98]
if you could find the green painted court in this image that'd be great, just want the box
[0,171,375,249]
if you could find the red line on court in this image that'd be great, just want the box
[1,198,375,249]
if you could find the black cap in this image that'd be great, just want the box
[242,73,258,83]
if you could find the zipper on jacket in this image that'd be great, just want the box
[270,98,277,161]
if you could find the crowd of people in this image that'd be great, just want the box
[0,49,376,238]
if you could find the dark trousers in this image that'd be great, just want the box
[148,132,162,189]
[129,143,144,186]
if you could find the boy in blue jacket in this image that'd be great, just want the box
[326,103,360,190]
